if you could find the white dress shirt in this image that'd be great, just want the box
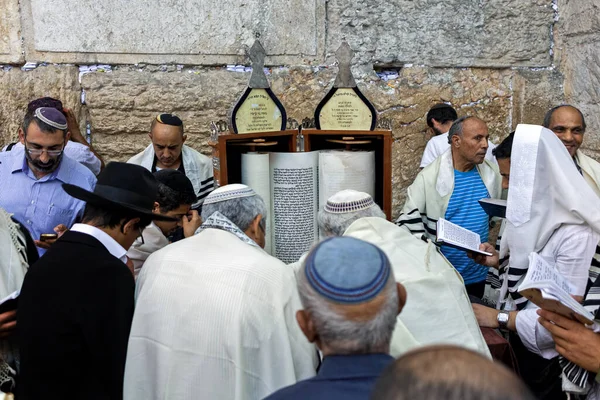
[70,223,127,264]
[513,224,600,357]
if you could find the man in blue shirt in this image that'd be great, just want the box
[0,107,96,255]
[265,237,407,400]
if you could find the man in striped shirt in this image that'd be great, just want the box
[396,116,501,298]
[128,114,214,210]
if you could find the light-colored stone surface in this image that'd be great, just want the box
[22,0,325,65]
[558,0,600,153]
[327,0,554,68]
[0,65,81,146]
[512,69,565,129]
[0,0,23,63]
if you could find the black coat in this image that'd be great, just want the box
[17,230,135,400]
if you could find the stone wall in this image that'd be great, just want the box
[1,0,598,217]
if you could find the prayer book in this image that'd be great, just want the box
[0,290,19,314]
[436,218,492,256]
[518,252,595,325]
[242,150,376,263]
[478,198,507,218]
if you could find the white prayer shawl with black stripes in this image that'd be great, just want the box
[395,148,501,241]
[501,125,600,310]
[0,208,29,366]
[127,143,214,209]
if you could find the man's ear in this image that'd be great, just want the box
[182,134,187,144]
[18,128,25,144]
[148,132,153,141]
[296,310,318,343]
[65,131,71,143]
[152,202,161,214]
[245,214,262,239]
[451,133,461,148]
[123,217,142,234]
[396,282,407,315]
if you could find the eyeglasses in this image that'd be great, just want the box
[24,141,65,157]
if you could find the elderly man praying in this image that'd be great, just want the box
[315,190,489,358]
[123,184,318,400]
[266,236,406,400]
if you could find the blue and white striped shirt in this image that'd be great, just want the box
[441,167,490,285]
[0,149,97,255]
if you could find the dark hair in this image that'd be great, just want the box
[492,131,515,160]
[81,204,152,230]
[543,105,587,131]
[22,113,68,138]
[156,182,196,213]
[426,104,457,128]
[27,97,64,115]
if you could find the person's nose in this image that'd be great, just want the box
[39,151,50,163]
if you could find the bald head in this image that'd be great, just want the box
[371,345,534,400]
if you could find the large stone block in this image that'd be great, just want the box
[0,0,23,63]
[327,0,554,68]
[558,0,600,38]
[21,0,325,65]
[512,69,565,128]
[0,65,81,146]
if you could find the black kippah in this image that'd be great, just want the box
[154,170,195,198]
[156,113,183,127]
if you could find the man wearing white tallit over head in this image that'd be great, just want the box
[469,125,600,400]
[396,116,502,299]
[123,184,318,400]
[316,189,490,358]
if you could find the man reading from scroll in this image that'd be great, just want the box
[127,113,214,209]
[124,184,318,400]
[317,190,489,358]
[396,116,502,298]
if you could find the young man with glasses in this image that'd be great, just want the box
[0,107,96,255]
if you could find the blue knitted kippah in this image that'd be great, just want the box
[304,237,391,304]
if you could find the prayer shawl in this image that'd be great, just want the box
[501,125,600,309]
[576,150,600,197]
[396,148,501,241]
[344,217,491,358]
[127,144,214,208]
[124,213,318,400]
[0,209,28,369]
[126,222,169,278]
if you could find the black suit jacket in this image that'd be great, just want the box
[18,230,135,400]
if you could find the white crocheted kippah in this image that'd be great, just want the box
[204,184,256,205]
[324,190,375,214]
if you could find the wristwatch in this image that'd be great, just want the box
[497,310,510,330]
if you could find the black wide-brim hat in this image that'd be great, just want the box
[63,162,177,222]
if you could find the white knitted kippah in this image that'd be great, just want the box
[324,190,375,214]
[203,184,256,205]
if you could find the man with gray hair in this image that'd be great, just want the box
[318,190,490,358]
[123,184,318,400]
[396,116,501,298]
[265,236,406,400]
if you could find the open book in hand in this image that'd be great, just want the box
[479,198,507,219]
[436,218,492,257]
[518,253,596,325]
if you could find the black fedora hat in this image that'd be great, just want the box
[63,162,177,221]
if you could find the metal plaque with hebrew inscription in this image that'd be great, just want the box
[233,88,284,133]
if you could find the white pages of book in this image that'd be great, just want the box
[318,151,376,210]
[270,152,319,264]
[518,252,596,325]
[436,218,492,256]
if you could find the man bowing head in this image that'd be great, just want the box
[17,162,177,400]
[124,184,319,400]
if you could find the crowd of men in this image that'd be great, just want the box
[0,97,599,400]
